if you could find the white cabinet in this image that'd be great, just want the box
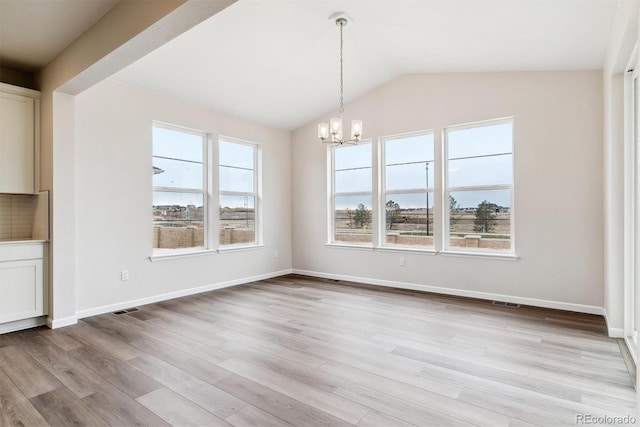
[0,83,39,194]
[0,243,45,323]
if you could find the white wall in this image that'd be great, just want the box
[38,0,235,326]
[74,79,291,313]
[292,71,605,312]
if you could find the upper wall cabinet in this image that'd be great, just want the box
[0,83,40,194]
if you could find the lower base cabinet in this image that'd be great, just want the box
[0,243,45,324]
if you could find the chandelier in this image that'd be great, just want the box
[318,15,363,145]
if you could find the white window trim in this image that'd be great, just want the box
[151,121,210,256]
[328,140,374,247]
[378,129,435,250]
[442,117,515,255]
[149,248,216,262]
[218,135,262,248]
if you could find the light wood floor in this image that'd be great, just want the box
[0,274,636,426]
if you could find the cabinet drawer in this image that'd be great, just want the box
[0,259,44,323]
[0,244,43,261]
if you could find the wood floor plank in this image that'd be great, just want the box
[216,328,327,368]
[81,313,144,342]
[29,388,109,427]
[128,353,246,419]
[67,321,142,361]
[0,346,62,398]
[138,326,230,364]
[393,343,530,376]
[314,352,462,399]
[458,385,630,426]
[216,374,352,427]
[225,404,293,427]
[219,356,369,424]
[333,380,475,427]
[357,411,415,427]
[14,334,103,398]
[419,356,584,403]
[218,340,347,392]
[0,368,49,427]
[129,334,233,385]
[68,345,163,399]
[83,384,171,427]
[318,360,509,427]
[136,387,231,427]
[528,367,637,403]
[37,327,84,351]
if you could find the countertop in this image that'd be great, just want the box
[0,239,48,246]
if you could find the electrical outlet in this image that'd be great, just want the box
[121,270,129,281]
[399,258,406,267]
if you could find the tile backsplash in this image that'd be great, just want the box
[0,194,36,240]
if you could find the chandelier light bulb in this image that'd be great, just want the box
[330,117,342,135]
[318,123,329,140]
[351,120,362,141]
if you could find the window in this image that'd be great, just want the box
[331,142,372,244]
[381,131,434,248]
[152,124,207,252]
[444,118,514,253]
[219,138,259,247]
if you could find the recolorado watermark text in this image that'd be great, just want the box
[575,414,636,425]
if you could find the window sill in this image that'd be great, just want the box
[440,250,518,261]
[149,249,216,262]
[218,244,264,253]
[326,243,374,251]
[375,246,437,255]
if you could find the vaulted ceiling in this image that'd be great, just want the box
[111,0,618,130]
[0,0,619,130]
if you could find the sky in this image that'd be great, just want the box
[152,121,513,211]
[334,122,513,209]
[153,127,254,208]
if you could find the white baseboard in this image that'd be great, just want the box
[607,328,625,339]
[0,316,47,334]
[47,315,78,329]
[603,309,624,338]
[75,269,293,320]
[292,269,605,316]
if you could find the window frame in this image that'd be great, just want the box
[443,117,515,255]
[218,135,261,249]
[328,140,374,247]
[378,129,435,251]
[151,121,210,256]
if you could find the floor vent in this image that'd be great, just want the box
[492,301,520,309]
[112,308,139,315]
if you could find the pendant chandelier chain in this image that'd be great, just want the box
[339,20,344,116]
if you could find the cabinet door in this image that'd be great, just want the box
[0,92,34,193]
[0,259,43,323]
